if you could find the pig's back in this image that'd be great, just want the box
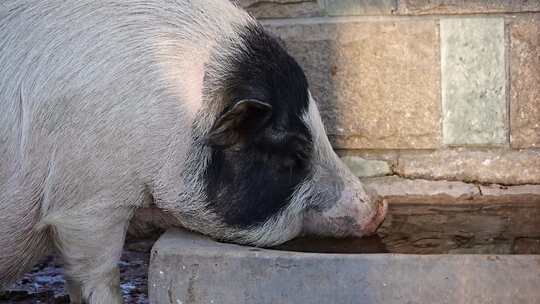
[0,0,250,188]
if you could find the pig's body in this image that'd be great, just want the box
[0,1,386,303]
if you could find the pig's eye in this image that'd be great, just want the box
[280,149,309,172]
[260,131,312,173]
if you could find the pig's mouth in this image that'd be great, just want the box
[274,199,388,253]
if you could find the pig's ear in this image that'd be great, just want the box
[206,99,273,148]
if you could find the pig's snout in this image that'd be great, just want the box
[358,199,387,236]
[302,189,387,238]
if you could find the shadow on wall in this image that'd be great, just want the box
[265,21,341,138]
[268,18,441,150]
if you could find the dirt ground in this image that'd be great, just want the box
[0,238,156,304]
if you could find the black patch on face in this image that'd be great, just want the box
[204,23,312,228]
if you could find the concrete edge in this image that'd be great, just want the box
[152,229,540,260]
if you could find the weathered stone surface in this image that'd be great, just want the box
[510,16,540,148]
[480,183,540,197]
[237,0,322,18]
[338,149,399,163]
[150,229,540,304]
[362,176,480,199]
[322,0,397,16]
[441,18,507,146]
[398,0,540,15]
[264,19,441,149]
[395,149,540,185]
[513,238,540,254]
[364,176,540,254]
[341,156,391,177]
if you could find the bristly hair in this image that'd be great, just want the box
[201,22,313,228]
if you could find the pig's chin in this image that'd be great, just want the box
[301,199,387,239]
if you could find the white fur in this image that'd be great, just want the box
[0,1,383,302]
[0,0,255,302]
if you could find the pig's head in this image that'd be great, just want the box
[175,23,386,247]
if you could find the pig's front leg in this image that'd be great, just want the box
[52,207,133,304]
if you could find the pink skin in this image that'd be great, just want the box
[360,199,388,236]
[302,197,388,239]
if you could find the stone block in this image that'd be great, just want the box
[362,176,480,199]
[322,0,397,16]
[338,149,399,162]
[264,19,441,149]
[395,149,540,185]
[510,16,540,148]
[440,18,507,146]
[480,183,540,197]
[398,0,540,15]
[149,229,540,304]
[340,156,391,177]
[237,0,322,19]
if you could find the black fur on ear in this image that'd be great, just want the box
[206,99,273,149]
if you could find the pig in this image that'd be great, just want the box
[0,0,387,303]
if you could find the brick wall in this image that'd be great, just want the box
[239,0,540,186]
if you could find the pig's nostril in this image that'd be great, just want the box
[379,199,388,220]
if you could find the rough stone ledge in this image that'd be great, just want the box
[149,229,540,304]
[337,148,540,185]
[363,176,481,200]
[341,156,392,178]
[322,0,397,16]
[394,149,540,185]
[363,175,540,202]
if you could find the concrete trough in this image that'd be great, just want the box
[149,229,540,304]
[148,179,540,303]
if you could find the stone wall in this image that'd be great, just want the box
[130,2,540,253]
[229,2,540,254]
[238,0,540,186]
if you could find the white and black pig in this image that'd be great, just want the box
[0,0,387,303]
